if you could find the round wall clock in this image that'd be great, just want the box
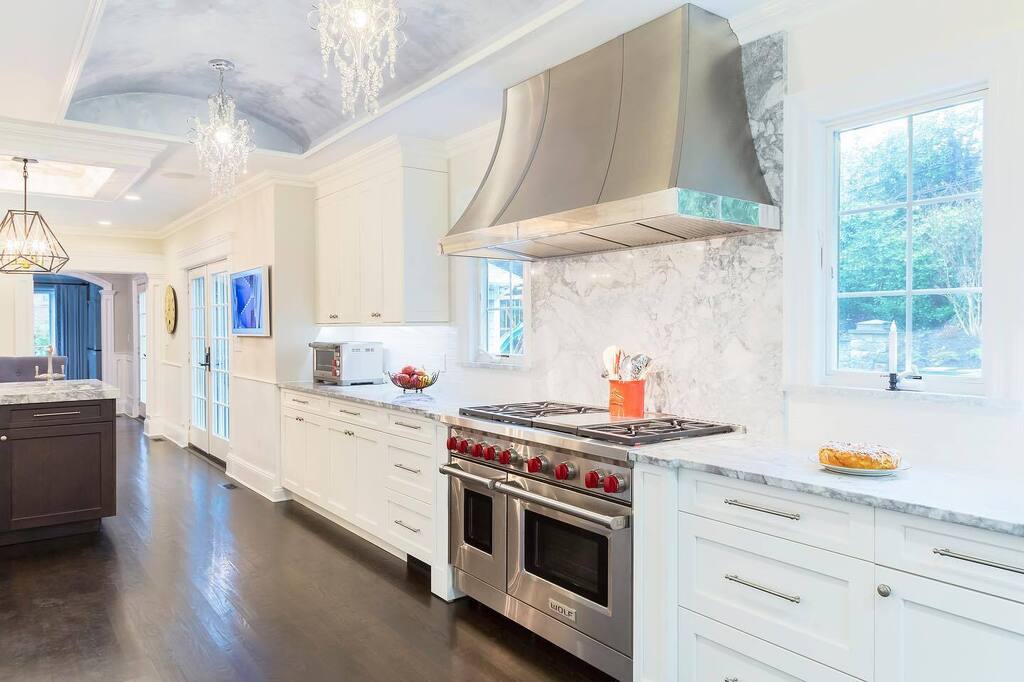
[164,285,178,334]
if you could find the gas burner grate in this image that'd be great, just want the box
[577,418,734,446]
[461,401,606,425]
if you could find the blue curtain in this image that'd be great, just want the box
[54,284,91,379]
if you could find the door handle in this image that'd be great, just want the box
[198,347,211,370]
[496,481,631,530]
[439,464,503,490]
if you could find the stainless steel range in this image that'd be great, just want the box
[440,402,736,681]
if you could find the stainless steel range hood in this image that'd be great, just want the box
[440,4,779,261]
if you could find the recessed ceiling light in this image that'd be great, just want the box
[98,220,112,226]
[124,193,141,201]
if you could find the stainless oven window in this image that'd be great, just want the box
[463,488,493,554]
[524,509,609,607]
[314,349,335,372]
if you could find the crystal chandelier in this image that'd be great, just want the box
[310,0,407,117]
[187,59,256,195]
[0,158,69,274]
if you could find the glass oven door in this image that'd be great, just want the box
[447,459,507,590]
[505,474,632,656]
[313,348,337,376]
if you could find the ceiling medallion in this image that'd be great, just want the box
[187,59,256,195]
[310,0,407,117]
[0,158,70,274]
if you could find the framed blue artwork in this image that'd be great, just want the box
[230,266,270,336]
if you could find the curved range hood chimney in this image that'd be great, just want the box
[440,4,779,261]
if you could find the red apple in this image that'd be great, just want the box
[400,365,416,376]
[394,373,411,387]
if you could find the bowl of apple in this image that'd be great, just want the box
[387,365,439,393]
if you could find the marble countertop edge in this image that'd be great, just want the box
[0,379,120,405]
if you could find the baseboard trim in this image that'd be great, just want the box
[226,456,288,502]
[286,490,407,562]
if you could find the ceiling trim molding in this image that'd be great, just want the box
[0,116,166,166]
[445,120,501,158]
[55,0,107,123]
[155,170,313,240]
[729,0,855,44]
[301,0,588,159]
[55,225,166,240]
[310,135,447,199]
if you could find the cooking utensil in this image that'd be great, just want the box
[602,345,620,379]
[629,354,652,380]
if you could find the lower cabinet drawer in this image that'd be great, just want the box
[281,390,325,413]
[679,512,874,680]
[876,509,1024,604]
[384,437,433,504]
[3,400,112,428]
[326,399,385,429]
[385,412,434,443]
[385,491,433,563]
[679,608,859,682]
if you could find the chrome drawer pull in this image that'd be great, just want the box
[336,408,361,416]
[394,519,421,533]
[393,463,421,475]
[933,548,1024,575]
[724,498,800,521]
[725,678,739,682]
[292,399,309,405]
[393,420,422,430]
[33,410,83,418]
[724,574,801,603]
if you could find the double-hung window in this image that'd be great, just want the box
[830,95,984,389]
[477,259,526,364]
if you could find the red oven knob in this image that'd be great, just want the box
[457,439,470,454]
[554,462,577,481]
[527,456,548,474]
[603,474,628,494]
[498,449,513,465]
[446,436,459,451]
[470,442,485,458]
[483,445,496,461]
[585,470,607,489]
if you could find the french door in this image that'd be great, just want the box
[137,285,148,418]
[188,261,230,459]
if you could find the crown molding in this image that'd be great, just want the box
[56,225,165,240]
[311,134,448,199]
[0,116,166,166]
[155,170,313,240]
[55,0,107,123]
[729,0,858,44]
[445,120,501,158]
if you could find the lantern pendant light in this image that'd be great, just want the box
[0,158,70,274]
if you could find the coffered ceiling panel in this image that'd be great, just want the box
[66,0,564,153]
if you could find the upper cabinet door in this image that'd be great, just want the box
[356,176,386,324]
[316,185,361,324]
[875,566,1024,682]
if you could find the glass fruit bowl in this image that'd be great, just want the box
[387,369,439,393]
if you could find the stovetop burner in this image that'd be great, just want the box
[577,417,734,446]
[460,401,607,426]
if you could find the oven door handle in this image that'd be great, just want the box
[439,464,503,490]
[496,481,630,531]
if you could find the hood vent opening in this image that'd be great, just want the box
[440,4,780,261]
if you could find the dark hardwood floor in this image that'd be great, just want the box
[0,417,614,682]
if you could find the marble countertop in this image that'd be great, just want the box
[0,379,120,405]
[278,381,504,420]
[631,434,1024,537]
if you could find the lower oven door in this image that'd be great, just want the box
[445,459,507,591]
[503,474,632,656]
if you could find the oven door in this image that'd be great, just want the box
[313,347,338,377]
[444,459,507,591]
[503,474,632,656]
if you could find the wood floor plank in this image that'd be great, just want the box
[0,417,614,682]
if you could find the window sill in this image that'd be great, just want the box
[784,384,1021,411]
[459,360,531,373]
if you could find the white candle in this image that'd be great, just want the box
[887,321,898,374]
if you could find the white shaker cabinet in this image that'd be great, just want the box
[352,425,387,534]
[280,408,307,492]
[314,137,449,325]
[874,566,1024,682]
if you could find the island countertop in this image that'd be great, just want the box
[0,379,120,405]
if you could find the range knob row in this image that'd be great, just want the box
[448,436,518,464]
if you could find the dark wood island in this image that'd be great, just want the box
[0,380,119,546]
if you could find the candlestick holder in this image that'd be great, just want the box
[887,372,899,391]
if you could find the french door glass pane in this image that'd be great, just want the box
[190,276,207,430]
[211,272,230,440]
[911,293,981,376]
[837,296,906,372]
[138,291,147,404]
[838,208,906,293]
[911,199,982,290]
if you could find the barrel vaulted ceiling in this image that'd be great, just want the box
[67,0,566,153]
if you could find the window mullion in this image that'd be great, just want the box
[904,115,914,373]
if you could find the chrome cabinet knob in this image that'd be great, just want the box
[0,435,6,441]
[877,584,892,597]
[725,677,739,682]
